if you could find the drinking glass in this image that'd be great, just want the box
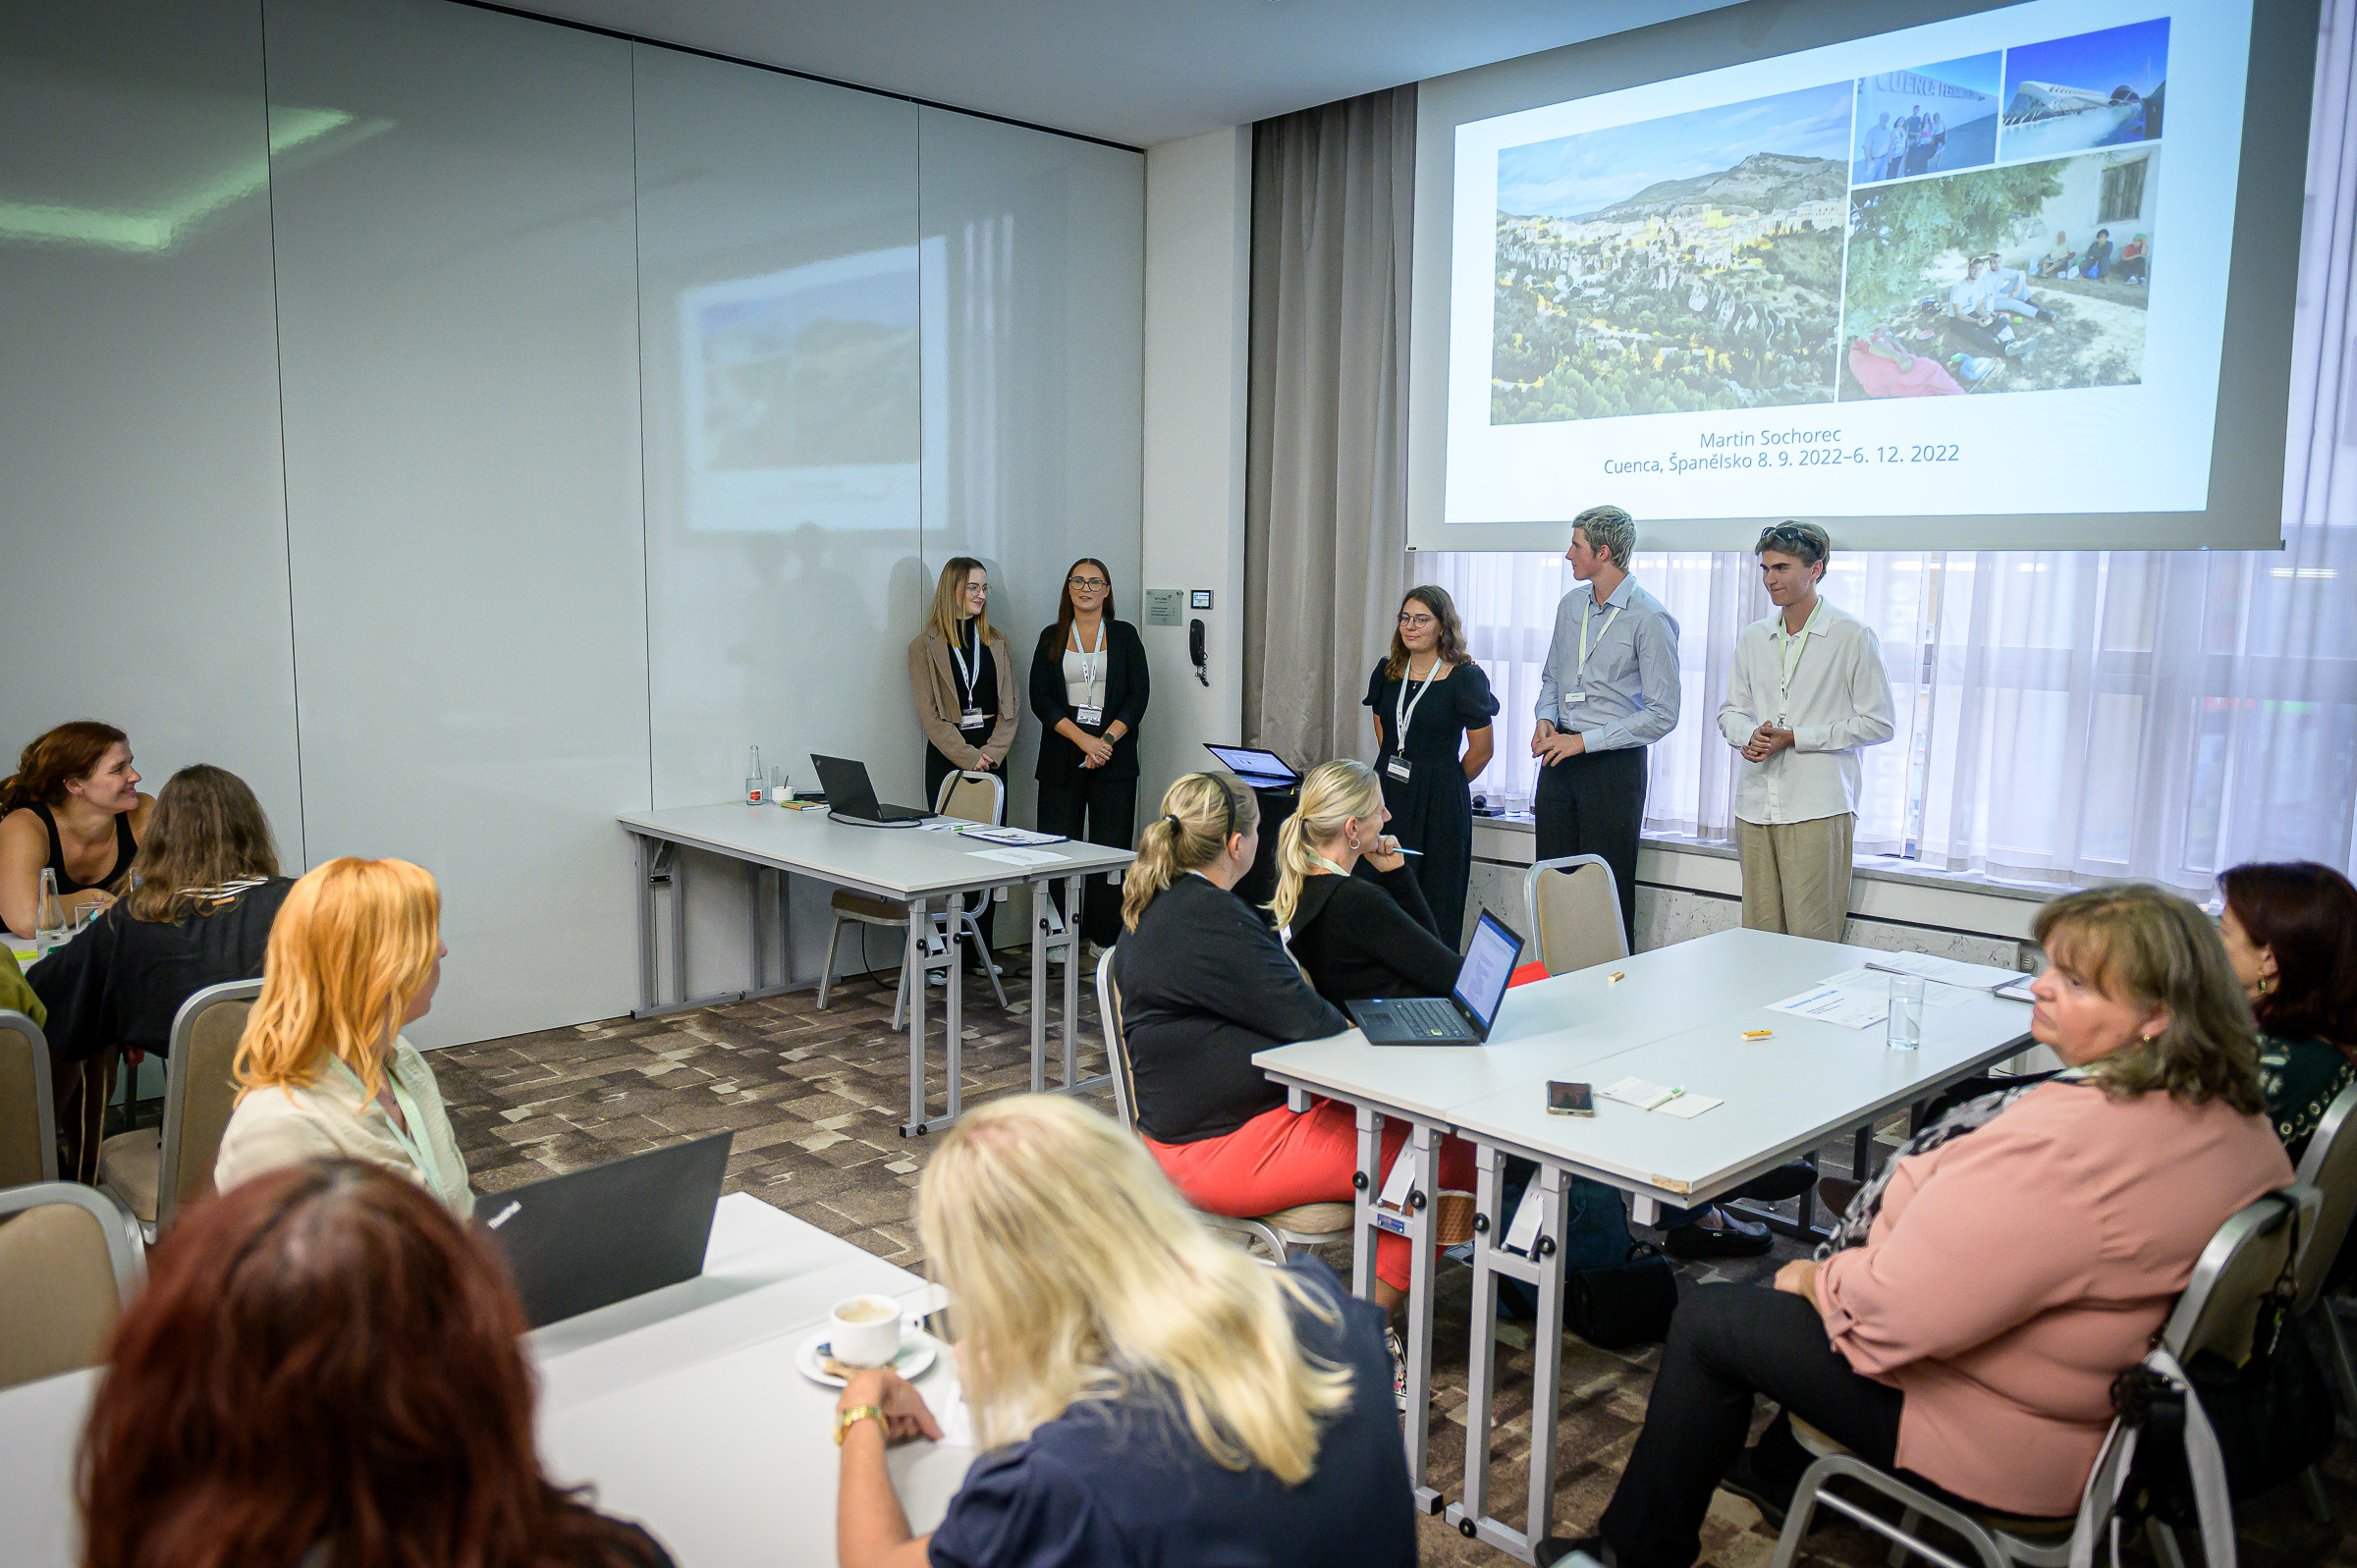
[1887,974,1926,1051]
[33,868,68,954]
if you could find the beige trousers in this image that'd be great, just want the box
[1737,813,1855,944]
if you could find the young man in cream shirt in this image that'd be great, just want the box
[1717,522,1895,942]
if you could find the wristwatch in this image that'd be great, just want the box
[834,1403,887,1446]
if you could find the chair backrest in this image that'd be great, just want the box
[0,1181,145,1389]
[935,770,1005,826]
[2292,1081,2357,1313]
[1525,854,1628,976]
[157,979,262,1231]
[0,1010,56,1187]
[2158,1188,2301,1366]
[1096,946,1138,1133]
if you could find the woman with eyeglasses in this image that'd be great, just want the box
[910,557,1017,966]
[1365,586,1497,946]
[1030,557,1148,960]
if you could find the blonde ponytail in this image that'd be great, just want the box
[1121,772,1259,931]
[1267,760,1387,927]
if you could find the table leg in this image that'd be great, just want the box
[634,834,657,1014]
[1061,874,1081,1087]
[1446,1152,1562,1564]
[1453,1145,1506,1540]
[903,896,927,1135]
[946,906,964,1124]
[1402,1120,1442,1514]
[1028,875,1052,1095]
[1351,1106,1382,1302]
[1522,1165,1569,1551]
[746,862,765,994]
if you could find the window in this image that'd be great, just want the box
[1418,533,2357,893]
[2098,156,2148,225]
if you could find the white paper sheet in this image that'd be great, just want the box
[1657,1093,1723,1119]
[966,846,1069,867]
[1766,984,1887,1030]
[1819,967,1971,1009]
[1865,950,2022,991]
[1599,1076,1680,1110]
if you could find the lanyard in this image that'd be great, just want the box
[1071,621,1107,703]
[1395,658,1445,743]
[327,1052,441,1191]
[949,622,980,704]
[1775,600,1824,724]
[1578,595,1624,677]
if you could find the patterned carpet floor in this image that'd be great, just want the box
[433,968,2357,1568]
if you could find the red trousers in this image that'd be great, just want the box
[1144,1098,1476,1292]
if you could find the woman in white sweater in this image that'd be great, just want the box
[214,856,470,1217]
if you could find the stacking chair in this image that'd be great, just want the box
[95,979,260,1241]
[1524,855,1628,976]
[817,770,1010,1020]
[0,1009,57,1188]
[0,1180,145,1389]
[2292,1081,2357,1434]
[1770,1189,2306,1568]
[1096,947,1350,1262]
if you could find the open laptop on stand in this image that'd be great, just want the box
[1201,743,1301,791]
[484,1129,734,1327]
[810,754,929,827]
[1347,910,1524,1045]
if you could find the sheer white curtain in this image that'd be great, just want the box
[1425,0,2357,893]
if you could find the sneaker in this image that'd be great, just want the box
[1718,1445,1800,1530]
[2004,337,2038,359]
[1661,1208,1774,1259]
[1388,1325,1407,1412]
[1536,1536,1615,1567]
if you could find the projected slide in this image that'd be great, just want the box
[1447,1,2244,528]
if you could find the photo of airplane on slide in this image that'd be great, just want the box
[1490,81,1850,426]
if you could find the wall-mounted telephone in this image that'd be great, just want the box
[1188,618,1208,686]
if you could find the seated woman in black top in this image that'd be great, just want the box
[1110,771,1477,1401]
[1028,556,1148,957]
[832,1095,1412,1568]
[0,719,153,938]
[2218,860,2357,1162]
[1272,758,1463,1008]
[34,764,293,1182]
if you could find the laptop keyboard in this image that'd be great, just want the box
[1388,998,1464,1038]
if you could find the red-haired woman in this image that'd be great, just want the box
[79,1160,674,1568]
[2218,860,2357,1162]
[0,720,151,938]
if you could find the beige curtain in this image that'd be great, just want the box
[1242,85,1415,768]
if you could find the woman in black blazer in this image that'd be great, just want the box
[1031,557,1149,952]
[1269,760,1462,1009]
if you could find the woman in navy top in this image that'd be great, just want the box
[1365,585,1497,945]
[830,1096,1414,1568]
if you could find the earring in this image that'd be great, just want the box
[2139,1033,2159,1046]
[2256,973,2273,997]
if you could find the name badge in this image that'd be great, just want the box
[1386,756,1412,782]
[960,708,985,730]
[1076,704,1103,728]
[1562,691,1589,705]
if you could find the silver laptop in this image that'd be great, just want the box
[1346,911,1523,1046]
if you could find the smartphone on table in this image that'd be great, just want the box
[1547,1080,1593,1117]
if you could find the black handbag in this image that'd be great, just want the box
[2110,1267,2335,1523]
[1565,1241,1680,1349]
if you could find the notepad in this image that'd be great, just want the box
[1600,1076,1681,1110]
[958,825,1068,846]
[966,846,1069,867]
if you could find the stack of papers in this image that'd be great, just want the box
[967,846,1069,868]
[1865,950,2024,991]
[1768,964,1983,1030]
[1599,1076,1723,1118]
[958,825,1067,847]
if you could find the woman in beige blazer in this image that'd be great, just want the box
[909,556,1018,961]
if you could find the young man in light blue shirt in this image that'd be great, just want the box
[1532,504,1680,942]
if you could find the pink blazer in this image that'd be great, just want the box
[1815,1079,2292,1516]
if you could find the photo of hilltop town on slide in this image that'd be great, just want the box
[1490,18,2168,425]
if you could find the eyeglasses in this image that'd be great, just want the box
[1067,577,1109,590]
[1398,614,1438,629]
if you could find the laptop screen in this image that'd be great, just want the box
[1452,912,1521,1031]
[1203,744,1300,784]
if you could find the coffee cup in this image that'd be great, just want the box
[829,1294,904,1370]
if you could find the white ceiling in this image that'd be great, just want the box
[498,0,1741,148]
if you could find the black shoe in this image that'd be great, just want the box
[1536,1536,1614,1567]
[1718,1446,1798,1530]
[1818,1175,1863,1218]
[1737,1159,1818,1204]
[1662,1210,1774,1260]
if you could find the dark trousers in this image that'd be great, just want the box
[1599,1284,1904,1568]
[1534,743,1647,941]
[926,738,997,958]
[1034,772,1137,946]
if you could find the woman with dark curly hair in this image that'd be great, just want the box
[78,1161,673,1568]
[1364,585,1497,944]
[2218,860,2357,1161]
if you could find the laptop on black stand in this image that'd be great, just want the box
[1346,910,1524,1046]
[810,754,929,826]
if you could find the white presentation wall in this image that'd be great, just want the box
[0,0,1146,1046]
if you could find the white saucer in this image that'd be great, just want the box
[796,1323,941,1387]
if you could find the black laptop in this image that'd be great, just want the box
[483,1130,733,1327]
[811,753,928,825]
[1346,911,1523,1046]
[1202,743,1301,791]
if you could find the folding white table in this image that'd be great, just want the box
[0,1194,975,1568]
[1253,927,2035,1559]
[619,804,1133,1134]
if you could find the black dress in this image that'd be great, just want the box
[1364,661,1499,946]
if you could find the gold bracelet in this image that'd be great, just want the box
[834,1403,887,1446]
